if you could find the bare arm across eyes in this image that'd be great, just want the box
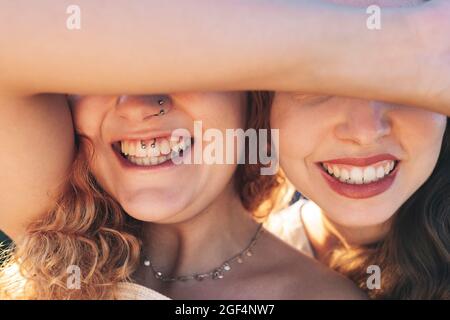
[0,0,448,113]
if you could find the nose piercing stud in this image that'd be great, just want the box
[117,95,169,117]
[147,97,167,117]
[156,98,166,116]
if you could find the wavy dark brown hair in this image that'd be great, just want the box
[0,92,288,299]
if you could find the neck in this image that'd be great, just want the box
[301,201,390,263]
[137,182,259,284]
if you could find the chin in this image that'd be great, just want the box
[325,203,398,228]
[121,202,183,223]
[116,192,193,223]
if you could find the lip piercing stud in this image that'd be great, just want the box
[140,141,147,149]
[150,139,156,148]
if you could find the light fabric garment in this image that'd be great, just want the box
[1,265,171,300]
[264,200,314,257]
[115,282,171,300]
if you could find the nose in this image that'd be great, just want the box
[115,95,171,122]
[334,100,391,145]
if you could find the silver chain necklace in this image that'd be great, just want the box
[142,224,264,282]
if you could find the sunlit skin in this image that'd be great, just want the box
[2,0,450,243]
[273,94,446,244]
[270,0,446,260]
[72,94,246,224]
[1,0,448,300]
[72,93,365,299]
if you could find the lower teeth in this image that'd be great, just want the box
[123,150,183,166]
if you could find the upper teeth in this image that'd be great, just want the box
[120,136,191,165]
[322,160,396,184]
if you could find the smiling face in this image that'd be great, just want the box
[71,93,246,224]
[271,93,447,228]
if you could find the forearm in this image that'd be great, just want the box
[307,2,450,115]
[0,0,331,94]
[0,0,413,94]
[0,0,448,115]
[301,5,421,106]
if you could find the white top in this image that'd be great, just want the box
[115,282,171,300]
[264,200,314,257]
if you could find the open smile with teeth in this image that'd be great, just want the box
[320,160,399,185]
[114,136,192,166]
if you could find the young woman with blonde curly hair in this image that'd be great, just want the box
[0,0,449,299]
[1,92,367,300]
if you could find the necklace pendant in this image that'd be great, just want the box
[195,274,207,281]
[212,270,224,280]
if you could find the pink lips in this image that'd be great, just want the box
[318,154,400,199]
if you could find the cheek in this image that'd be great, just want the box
[188,94,247,159]
[72,104,105,138]
[395,113,447,200]
[213,95,247,129]
[271,104,324,194]
[272,104,322,162]
[185,93,247,130]
[393,110,446,165]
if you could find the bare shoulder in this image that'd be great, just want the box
[252,232,367,300]
[281,253,367,300]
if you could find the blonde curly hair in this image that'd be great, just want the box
[0,92,290,299]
